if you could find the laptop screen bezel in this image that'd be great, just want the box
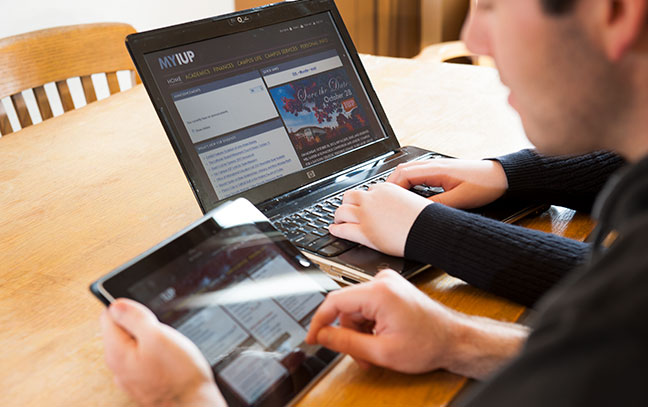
[126,0,402,213]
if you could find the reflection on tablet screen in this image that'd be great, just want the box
[125,222,338,407]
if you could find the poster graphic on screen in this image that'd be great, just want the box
[269,68,373,167]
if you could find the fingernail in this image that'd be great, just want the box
[108,302,123,320]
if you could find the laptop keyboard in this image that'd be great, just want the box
[272,174,391,257]
[272,167,445,258]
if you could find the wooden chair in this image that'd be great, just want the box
[0,23,140,136]
[415,40,496,68]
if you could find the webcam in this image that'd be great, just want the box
[228,14,257,25]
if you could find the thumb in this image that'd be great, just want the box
[429,184,474,209]
[328,223,370,248]
[108,298,159,341]
[316,325,386,367]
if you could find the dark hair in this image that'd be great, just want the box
[541,0,578,14]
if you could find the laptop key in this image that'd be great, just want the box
[284,221,300,229]
[313,218,329,227]
[304,235,337,251]
[311,209,329,218]
[319,244,343,257]
[318,239,358,257]
[284,230,304,240]
[319,217,333,226]
[289,214,304,222]
[302,214,320,223]
[299,225,319,235]
[293,234,320,249]
[410,185,444,198]
[292,217,308,226]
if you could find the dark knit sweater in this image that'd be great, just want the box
[404,149,625,307]
[461,154,648,407]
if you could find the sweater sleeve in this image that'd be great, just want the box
[404,204,590,308]
[494,149,625,213]
[458,214,648,407]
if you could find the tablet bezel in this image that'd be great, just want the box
[90,198,342,407]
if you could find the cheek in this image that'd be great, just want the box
[492,4,549,95]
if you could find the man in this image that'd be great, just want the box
[101,0,648,405]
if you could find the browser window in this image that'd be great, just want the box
[144,12,387,200]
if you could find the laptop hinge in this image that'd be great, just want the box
[257,149,407,215]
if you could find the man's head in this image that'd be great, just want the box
[463,0,648,161]
[540,0,578,14]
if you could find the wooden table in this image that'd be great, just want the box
[0,56,595,407]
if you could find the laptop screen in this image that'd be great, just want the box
[132,3,399,210]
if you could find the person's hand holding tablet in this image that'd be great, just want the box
[101,298,226,407]
[93,198,342,407]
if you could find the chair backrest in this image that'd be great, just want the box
[0,23,140,135]
[415,40,496,68]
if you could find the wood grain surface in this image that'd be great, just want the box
[0,56,594,407]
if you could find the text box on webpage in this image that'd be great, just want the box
[175,77,277,143]
[263,55,343,88]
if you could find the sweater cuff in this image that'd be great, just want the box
[489,149,541,194]
[405,203,458,266]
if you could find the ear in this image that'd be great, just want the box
[598,0,647,60]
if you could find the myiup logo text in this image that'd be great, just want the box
[158,51,196,70]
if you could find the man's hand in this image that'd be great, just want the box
[330,182,432,257]
[387,159,509,209]
[100,298,227,407]
[306,270,529,379]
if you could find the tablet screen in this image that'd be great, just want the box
[95,200,339,407]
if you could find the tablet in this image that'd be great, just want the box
[90,198,341,407]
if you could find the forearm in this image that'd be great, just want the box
[495,149,625,213]
[444,312,529,380]
[406,204,590,308]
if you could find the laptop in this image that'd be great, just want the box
[125,0,541,285]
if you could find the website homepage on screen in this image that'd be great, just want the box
[144,12,387,201]
[126,223,337,407]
